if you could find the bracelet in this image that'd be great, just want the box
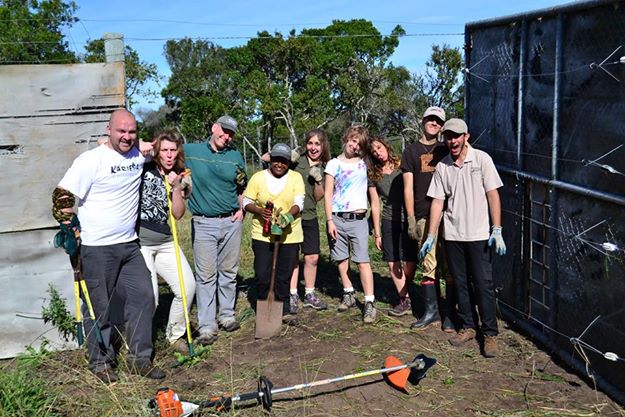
[327,219,334,223]
[374,234,381,238]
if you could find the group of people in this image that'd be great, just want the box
[52,106,506,384]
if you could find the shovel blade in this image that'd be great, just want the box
[255,298,283,339]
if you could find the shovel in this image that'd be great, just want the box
[255,236,283,339]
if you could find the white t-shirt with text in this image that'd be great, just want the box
[59,145,145,246]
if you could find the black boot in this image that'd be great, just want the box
[440,283,457,333]
[411,283,441,330]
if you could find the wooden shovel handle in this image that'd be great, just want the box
[267,237,280,302]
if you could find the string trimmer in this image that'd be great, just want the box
[149,353,436,416]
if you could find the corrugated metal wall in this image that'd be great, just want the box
[465,0,625,404]
[0,62,125,358]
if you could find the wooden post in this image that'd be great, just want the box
[103,33,124,63]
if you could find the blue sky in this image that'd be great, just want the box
[67,0,574,111]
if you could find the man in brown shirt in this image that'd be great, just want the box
[400,106,454,331]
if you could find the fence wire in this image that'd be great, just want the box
[466,0,625,404]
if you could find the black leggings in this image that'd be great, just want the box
[252,240,298,302]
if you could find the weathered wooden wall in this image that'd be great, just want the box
[0,62,125,358]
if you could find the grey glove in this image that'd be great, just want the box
[180,173,193,197]
[308,166,323,183]
[291,146,302,163]
[407,216,418,240]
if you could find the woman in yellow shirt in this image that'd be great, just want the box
[244,143,305,324]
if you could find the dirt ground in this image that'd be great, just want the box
[34,280,625,417]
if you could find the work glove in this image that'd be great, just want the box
[488,226,507,256]
[235,167,247,191]
[180,173,192,197]
[271,223,283,236]
[308,166,323,183]
[418,234,436,260]
[276,213,295,228]
[407,216,418,240]
[291,146,302,163]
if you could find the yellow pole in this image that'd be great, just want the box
[164,177,195,355]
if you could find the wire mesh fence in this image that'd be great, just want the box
[465,0,625,404]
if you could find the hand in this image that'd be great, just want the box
[374,235,382,251]
[270,223,283,236]
[235,167,247,190]
[277,212,295,228]
[167,171,183,189]
[291,147,301,162]
[488,226,506,256]
[262,206,273,222]
[139,140,154,157]
[419,234,436,260]
[308,166,323,183]
[407,216,418,240]
[180,171,192,195]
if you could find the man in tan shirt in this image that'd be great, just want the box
[420,118,507,358]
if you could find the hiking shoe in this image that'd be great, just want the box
[363,301,377,324]
[289,293,300,314]
[220,319,240,332]
[128,363,166,380]
[282,313,299,326]
[449,328,477,346]
[196,332,218,346]
[338,292,356,312]
[303,292,327,310]
[388,297,412,317]
[170,338,188,354]
[483,335,499,358]
[93,367,118,384]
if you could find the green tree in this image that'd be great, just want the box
[394,44,464,143]
[83,38,161,109]
[420,44,464,117]
[0,0,77,63]
[162,38,239,141]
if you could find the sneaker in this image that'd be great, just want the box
[388,297,412,317]
[220,319,240,332]
[449,328,477,346]
[92,367,118,384]
[363,301,377,323]
[289,293,300,314]
[282,313,299,326]
[483,335,499,358]
[303,292,328,310]
[128,362,166,380]
[196,332,218,346]
[338,292,356,312]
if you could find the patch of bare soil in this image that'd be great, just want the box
[33,271,624,417]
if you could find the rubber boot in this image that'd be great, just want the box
[410,283,441,330]
[440,283,457,333]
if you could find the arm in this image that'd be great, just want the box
[324,173,337,240]
[486,189,502,227]
[369,186,382,250]
[427,198,445,236]
[313,181,324,201]
[166,172,186,220]
[402,172,415,218]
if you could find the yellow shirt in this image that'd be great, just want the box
[245,169,304,243]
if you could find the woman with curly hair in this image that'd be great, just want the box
[367,136,416,317]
